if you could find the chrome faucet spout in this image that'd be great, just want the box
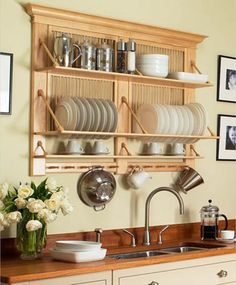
[143,186,184,246]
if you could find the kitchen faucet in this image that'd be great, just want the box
[143,187,184,246]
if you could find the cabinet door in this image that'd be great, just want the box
[30,270,111,285]
[113,260,236,285]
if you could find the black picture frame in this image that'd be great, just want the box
[0,52,13,115]
[216,114,236,161]
[217,55,236,103]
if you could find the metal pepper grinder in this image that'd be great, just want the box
[200,199,228,240]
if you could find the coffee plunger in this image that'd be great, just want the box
[200,199,228,240]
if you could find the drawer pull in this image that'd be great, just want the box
[217,270,228,278]
[149,282,159,285]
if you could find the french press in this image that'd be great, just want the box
[200,199,228,240]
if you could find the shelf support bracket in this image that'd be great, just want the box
[190,144,200,157]
[39,38,59,67]
[121,96,148,134]
[38,89,64,132]
[120,142,132,156]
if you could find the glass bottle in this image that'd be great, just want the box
[127,38,136,74]
[116,39,127,73]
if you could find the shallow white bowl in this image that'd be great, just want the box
[168,72,208,83]
[55,240,102,251]
[50,248,107,263]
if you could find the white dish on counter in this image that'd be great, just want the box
[50,248,107,263]
[215,237,236,243]
[55,240,102,251]
[168,72,208,83]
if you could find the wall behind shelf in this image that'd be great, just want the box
[0,0,235,238]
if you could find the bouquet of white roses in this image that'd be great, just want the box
[0,178,73,259]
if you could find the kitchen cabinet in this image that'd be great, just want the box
[113,254,236,285]
[26,4,217,176]
[2,270,111,285]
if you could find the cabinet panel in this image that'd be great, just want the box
[29,270,111,285]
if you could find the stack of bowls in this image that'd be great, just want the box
[136,54,169,78]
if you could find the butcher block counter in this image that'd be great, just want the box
[1,223,236,284]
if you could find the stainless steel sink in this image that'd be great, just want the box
[110,250,169,259]
[109,243,226,259]
[160,246,206,253]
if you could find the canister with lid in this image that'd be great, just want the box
[96,42,113,72]
[80,40,96,70]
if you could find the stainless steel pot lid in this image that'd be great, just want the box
[77,166,116,211]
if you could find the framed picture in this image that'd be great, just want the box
[217,55,236,103]
[0,52,13,115]
[216,114,236,161]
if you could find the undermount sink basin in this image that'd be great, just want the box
[160,246,206,253]
[109,243,226,259]
[110,250,169,259]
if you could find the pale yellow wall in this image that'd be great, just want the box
[0,0,235,238]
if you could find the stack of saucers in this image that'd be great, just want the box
[50,240,107,263]
[136,54,169,78]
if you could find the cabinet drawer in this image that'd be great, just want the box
[116,261,236,285]
[30,270,112,285]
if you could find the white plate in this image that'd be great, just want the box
[50,248,107,263]
[79,98,93,131]
[55,102,71,130]
[107,100,118,133]
[87,98,101,132]
[168,72,208,83]
[62,97,77,131]
[165,105,179,135]
[74,97,87,131]
[93,99,107,132]
[135,104,159,134]
[55,240,102,251]
[102,100,114,133]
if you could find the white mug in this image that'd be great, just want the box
[127,166,151,189]
[147,142,163,155]
[171,143,185,155]
[66,140,84,154]
[221,230,235,240]
[92,141,110,154]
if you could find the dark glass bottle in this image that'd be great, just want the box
[116,39,127,73]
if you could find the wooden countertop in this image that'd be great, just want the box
[1,239,236,284]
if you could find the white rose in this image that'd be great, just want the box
[0,213,10,230]
[38,208,57,223]
[0,182,9,200]
[17,185,34,199]
[0,200,4,210]
[26,220,42,231]
[6,211,22,223]
[51,190,65,201]
[44,198,60,212]
[60,199,74,215]
[46,177,57,192]
[27,199,45,213]
[14,197,27,209]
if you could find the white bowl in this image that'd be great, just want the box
[138,53,169,60]
[220,230,235,240]
[55,240,102,251]
[137,65,168,78]
[168,72,208,83]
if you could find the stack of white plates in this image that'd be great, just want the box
[134,103,207,143]
[50,240,107,263]
[168,72,208,83]
[136,54,169,78]
[55,97,118,135]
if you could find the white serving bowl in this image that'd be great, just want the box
[55,240,102,251]
[137,53,168,60]
[137,64,168,78]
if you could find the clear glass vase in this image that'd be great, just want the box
[16,216,47,260]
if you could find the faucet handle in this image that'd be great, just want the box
[122,229,136,247]
[158,225,169,245]
[95,228,103,243]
